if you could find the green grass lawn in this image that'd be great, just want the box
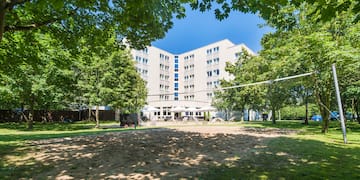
[1,120,360,179]
[0,121,143,179]
[203,120,360,180]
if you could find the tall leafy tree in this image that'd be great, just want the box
[214,50,268,121]
[0,0,189,49]
[190,0,360,29]
[258,5,359,132]
[0,30,74,129]
[74,34,146,128]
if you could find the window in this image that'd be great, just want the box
[235,52,243,58]
[213,80,220,86]
[207,71,212,77]
[174,73,179,81]
[207,81,213,88]
[175,59,178,63]
[215,69,220,75]
[142,48,148,54]
[174,92,179,101]
[214,58,220,64]
[174,83,179,91]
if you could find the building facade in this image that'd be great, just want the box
[131,39,255,119]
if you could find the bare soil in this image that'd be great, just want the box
[17,125,297,179]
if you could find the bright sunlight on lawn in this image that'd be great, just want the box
[1,120,359,179]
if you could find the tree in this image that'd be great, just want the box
[214,50,268,121]
[257,6,359,132]
[190,0,360,29]
[0,30,74,129]
[266,82,291,124]
[74,34,147,128]
[0,0,190,49]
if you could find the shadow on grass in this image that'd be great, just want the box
[0,128,266,179]
[0,122,95,131]
[1,125,360,179]
[0,128,142,142]
[0,143,51,179]
[0,127,148,179]
[242,120,323,134]
[203,136,360,180]
[244,120,360,134]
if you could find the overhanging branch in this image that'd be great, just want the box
[4,18,61,31]
[4,7,79,32]
[5,0,30,10]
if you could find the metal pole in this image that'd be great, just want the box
[332,64,347,144]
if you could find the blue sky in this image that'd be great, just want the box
[152,6,274,54]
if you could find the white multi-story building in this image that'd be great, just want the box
[131,39,255,119]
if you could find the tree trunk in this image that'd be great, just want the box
[351,98,355,122]
[27,97,35,130]
[95,105,100,128]
[318,94,331,133]
[278,110,281,121]
[241,108,245,122]
[304,91,309,125]
[136,111,141,129]
[247,109,250,121]
[354,99,360,124]
[314,77,332,133]
[0,0,7,42]
[88,106,91,121]
[272,107,276,124]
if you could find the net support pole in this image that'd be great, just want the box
[332,64,347,144]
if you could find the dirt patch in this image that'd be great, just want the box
[17,125,296,179]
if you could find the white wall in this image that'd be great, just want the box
[131,39,255,118]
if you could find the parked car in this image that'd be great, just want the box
[311,115,322,121]
[312,111,354,122]
[330,111,339,120]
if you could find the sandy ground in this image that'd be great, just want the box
[18,123,296,179]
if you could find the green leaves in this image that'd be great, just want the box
[73,35,147,114]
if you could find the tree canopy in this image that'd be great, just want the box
[191,0,360,30]
[214,2,359,131]
[0,0,188,49]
